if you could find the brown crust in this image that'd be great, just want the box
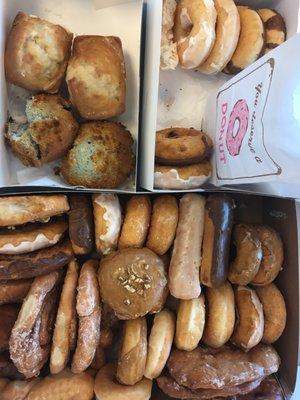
[0,304,20,351]
[0,378,40,400]
[258,9,286,53]
[0,279,32,304]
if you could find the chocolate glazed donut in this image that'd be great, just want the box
[200,194,235,288]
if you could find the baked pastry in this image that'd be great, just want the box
[99,247,167,320]
[118,196,151,249]
[175,295,205,351]
[224,6,265,74]
[0,220,68,255]
[202,281,235,348]
[25,369,94,400]
[61,121,134,189]
[39,282,61,347]
[117,317,147,385]
[144,309,175,379]
[0,304,19,351]
[256,283,287,344]
[228,224,262,285]
[71,260,101,373]
[1,378,40,400]
[154,162,211,190]
[246,376,284,399]
[69,195,94,255]
[66,35,126,119]
[95,364,152,400]
[0,279,32,305]
[231,286,264,350]
[155,128,213,166]
[6,94,78,167]
[169,194,205,299]
[198,0,240,74]
[258,9,286,54]
[50,261,79,374]
[0,239,74,280]
[5,12,72,92]
[93,194,122,255]
[0,195,69,227]
[174,0,217,69]
[160,0,178,70]
[200,194,235,288]
[146,195,178,255]
[251,225,284,286]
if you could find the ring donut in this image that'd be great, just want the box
[226,99,249,156]
[258,9,286,54]
[174,0,217,69]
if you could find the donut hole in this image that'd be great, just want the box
[232,118,241,138]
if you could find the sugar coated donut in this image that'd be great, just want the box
[226,99,249,156]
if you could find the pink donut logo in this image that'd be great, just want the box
[226,99,249,156]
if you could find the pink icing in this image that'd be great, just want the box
[226,99,249,156]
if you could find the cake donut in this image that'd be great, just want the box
[146,195,178,255]
[224,6,265,74]
[226,99,249,156]
[155,128,213,166]
[200,194,235,288]
[118,196,151,249]
[174,0,217,69]
[198,0,240,74]
[228,224,262,285]
[93,194,122,255]
[258,9,286,54]
[169,194,205,299]
[251,225,284,286]
[175,295,205,351]
[154,162,211,190]
[202,281,235,348]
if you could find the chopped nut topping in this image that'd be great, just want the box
[124,299,131,305]
[117,261,152,296]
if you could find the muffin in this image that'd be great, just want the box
[5,94,79,167]
[61,121,134,188]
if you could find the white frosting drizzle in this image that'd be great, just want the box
[154,169,211,190]
[0,233,61,254]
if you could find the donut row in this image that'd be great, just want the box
[161,0,286,74]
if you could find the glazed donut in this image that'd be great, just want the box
[251,225,284,286]
[256,284,287,344]
[198,0,240,74]
[231,286,264,350]
[258,9,286,54]
[95,364,152,400]
[0,279,32,305]
[202,281,235,348]
[154,162,211,190]
[169,194,205,299]
[144,309,175,379]
[226,99,249,156]
[224,6,265,74]
[175,295,205,351]
[200,194,235,288]
[155,128,213,166]
[228,224,262,285]
[146,195,178,256]
[118,196,151,249]
[117,317,147,385]
[174,0,217,69]
[93,194,122,255]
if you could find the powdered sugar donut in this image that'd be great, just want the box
[226,99,249,156]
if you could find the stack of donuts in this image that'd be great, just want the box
[161,0,287,75]
[0,193,287,400]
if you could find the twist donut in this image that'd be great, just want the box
[226,99,249,156]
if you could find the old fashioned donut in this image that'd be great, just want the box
[146,195,178,256]
[155,128,213,166]
[145,309,175,379]
[251,225,284,286]
[228,224,262,285]
[224,6,265,74]
[226,99,249,156]
[258,9,286,54]
[198,0,240,74]
[175,295,205,351]
[231,286,264,350]
[118,196,151,249]
[174,0,217,69]
[117,317,147,385]
[203,281,235,348]
[154,162,211,190]
[95,364,152,400]
[93,194,122,255]
[256,284,287,344]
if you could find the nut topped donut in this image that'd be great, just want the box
[155,128,213,166]
[98,248,168,320]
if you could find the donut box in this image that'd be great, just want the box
[140,0,300,198]
[0,0,143,193]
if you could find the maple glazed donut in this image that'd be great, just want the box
[174,0,217,69]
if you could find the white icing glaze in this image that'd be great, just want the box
[0,233,61,254]
[154,170,211,190]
